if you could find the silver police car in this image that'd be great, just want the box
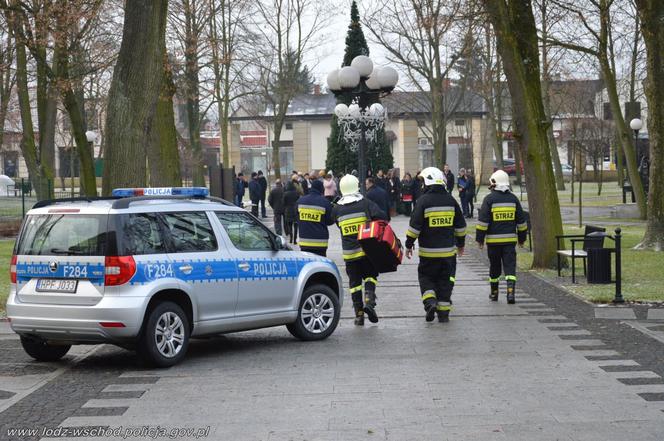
[7,188,343,367]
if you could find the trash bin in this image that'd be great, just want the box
[587,248,612,284]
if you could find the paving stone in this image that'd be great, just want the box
[595,307,637,320]
[638,393,664,402]
[72,406,129,417]
[647,309,664,320]
[97,390,145,399]
[618,377,664,386]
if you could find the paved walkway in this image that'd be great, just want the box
[1,214,663,440]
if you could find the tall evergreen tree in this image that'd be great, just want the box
[326,1,393,175]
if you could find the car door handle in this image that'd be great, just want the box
[179,264,193,275]
[238,262,250,271]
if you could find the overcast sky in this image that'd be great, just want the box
[307,2,390,90]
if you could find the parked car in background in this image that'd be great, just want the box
[493,159,523,177]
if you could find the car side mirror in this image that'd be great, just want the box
[274,235,288,250]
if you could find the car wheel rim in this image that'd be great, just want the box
[154,311,185,358]
[300,293,335,334]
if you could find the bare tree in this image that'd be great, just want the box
[544,0,647,219]
[206,0,254,169]
[102,0,178,194]
[482,0,565,269]
[252,0,326,179]
[536,0,567,190]
[0,12,15,155]
[634,0,664,250]
[169,0,211,186]
[364,0,476,167]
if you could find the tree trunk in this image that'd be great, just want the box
[102,0,169,195]
[483,0,565,269]
[614,130,624,185]
[55,45,98,197]
[12,29,46,199]
[600,57,647,218]
[272,119,283,180]
[539,1,565,191]
[147,58,181,186]
[635,0,664,250]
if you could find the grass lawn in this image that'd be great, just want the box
[517,225,664,303]
[475,181,625,209]
[0,240,15,316]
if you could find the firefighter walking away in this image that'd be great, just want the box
[296,180,334,256]
[332,174,388,326]
[475,170,528,304]
[405,167,466,323]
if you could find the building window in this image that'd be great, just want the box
[455,119,465,126]
[417,120,425,127]
[285,123,293,130]
[418,137,432,146]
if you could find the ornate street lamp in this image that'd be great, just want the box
[327,56,398,191]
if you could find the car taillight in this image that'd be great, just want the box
[104,256,136,286]
[10,255,17,284]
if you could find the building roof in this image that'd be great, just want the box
[234,88,487,122]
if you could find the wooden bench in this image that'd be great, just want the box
[556,225,606,283]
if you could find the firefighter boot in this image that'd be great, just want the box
[489,282,499,301]
[363,290,379,323]
[353,304,365,326]
[424,302,437,322]
[437,310,450,323]
[506,280,516,304]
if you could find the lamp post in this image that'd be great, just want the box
[327,56,398,192]
[629,118,642,164]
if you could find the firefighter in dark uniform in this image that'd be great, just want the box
[332,174,388,326]
[475,170,528,304]
[405,167,466,323]
[296,180,334,256]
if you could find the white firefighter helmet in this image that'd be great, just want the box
[421,167,446,187]
[489,169,510,188]
[339,174,360,195]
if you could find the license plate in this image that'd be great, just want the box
[36,279,78,293]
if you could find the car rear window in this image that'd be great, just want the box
[16,214,108,256]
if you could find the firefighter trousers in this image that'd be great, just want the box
[346,257,379,313]
[487,244,517,284]
[418,256,456,312]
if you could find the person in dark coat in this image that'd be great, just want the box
[366,177,391,222]
[375,169,388,191]
[466,169,476,218]
[458,168,470,218]
[283,181,300,244]
[257,170,268,218]
[235,173,247,207]
[248,172,262,217]
[268,179,285,235]
[387,170,401,216]
[443,164,455,194]
[412,171,423,203]
[400,172,414,216]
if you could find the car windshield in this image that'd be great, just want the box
[16,214,108,256]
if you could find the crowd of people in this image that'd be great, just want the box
[233,166,526,326]
[234,165,478,233]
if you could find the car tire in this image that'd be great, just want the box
[138,301,190,368]
[287,284,340,341]
[20,336,71,362]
